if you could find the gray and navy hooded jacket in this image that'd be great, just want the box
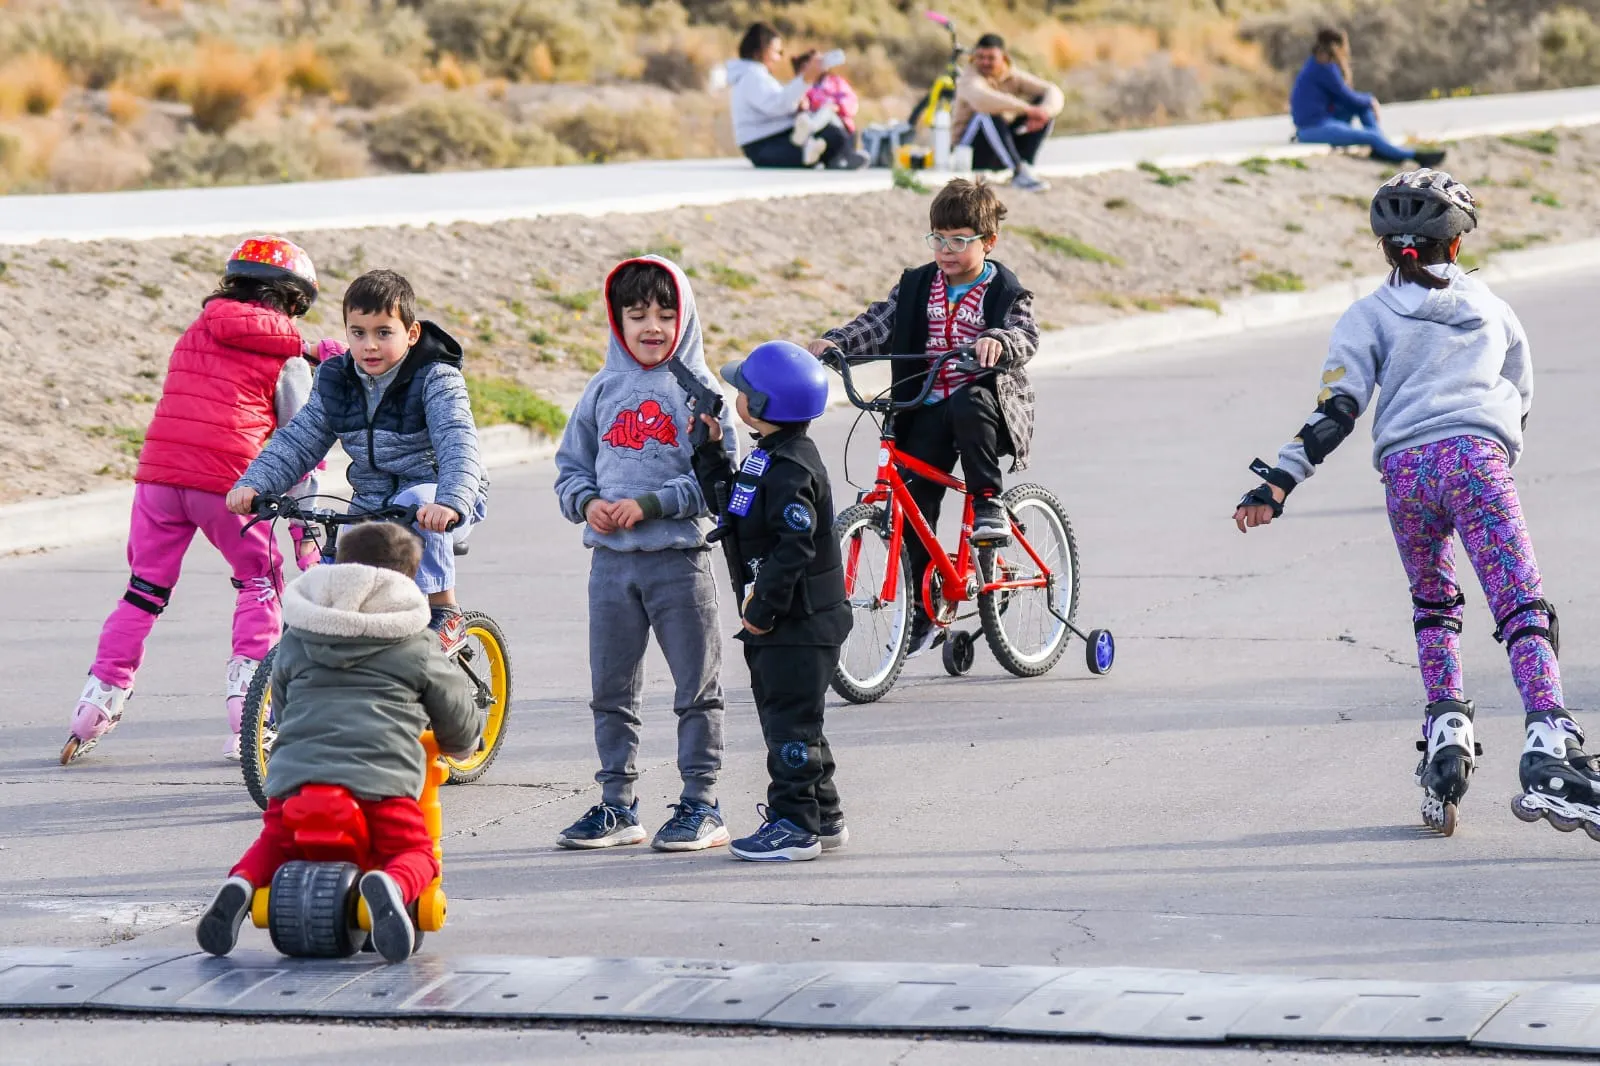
[554,255,738,552]
[239,320,487,520]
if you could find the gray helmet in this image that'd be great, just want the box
[1370,168,1478,241]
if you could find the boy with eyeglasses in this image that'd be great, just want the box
[807,178,1039,657]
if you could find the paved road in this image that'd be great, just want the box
[4,269,1600,1061]
[4,86,1600,244]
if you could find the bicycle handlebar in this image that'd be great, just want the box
[244,493,425,536]
[818,347,992,412]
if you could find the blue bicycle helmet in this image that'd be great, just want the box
[720,340,829,423]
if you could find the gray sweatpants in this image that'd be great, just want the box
[588,546,724,807]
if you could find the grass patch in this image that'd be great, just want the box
[1239,157,1272,176]
[1276,156,1309,170]
[1014,225,1123,266]
[1222,175,1246,185]
[139,283,163,300]
[1103,197,1130,209]
[1458,250,1484,270]
[623,237,684,261]
[1171,294,1223,313]
[113,426,145,456]
[891,166,929,193]
[1137,160,1190,186]
[779,258,810,281]
[1330,193,1366,208]
[1336,258,1355,270]
[0,261,7,283]
[1531,191,1563,208]
[704,262,758,290]
[549,289,598,313]
[1251,270,1305,293]
[1492,233,1549,253]
[528,327,553,346]
[1283,222,1304,233]
[47,257,68,270]
[465,375,568,437]
[1502,130,1560,155]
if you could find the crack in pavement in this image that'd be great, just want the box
[446,758,676,838]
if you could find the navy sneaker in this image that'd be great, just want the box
[730,807,821,862]
[652,800,731,852]
[819,813,849,852]
[195,875,253,957]
[557,800,646,850]
[359,870,416,964]
[907,612,946,659]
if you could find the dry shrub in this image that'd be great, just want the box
[150,118,367,188]
[284,42,337,97]
[1536,6,1600,88]
[422,0,631,82]
[1096,54,1203,126]
[0,53,67,116]
[429,53,481,90]
[339,52,417,108]
[47,134,150,192]
[547,101,684,162]
[142,64,186,102]
[187,43,280,135]
[1,4,152,90]
[0,116,61,192]
[105,85,144,126]
[838,44,904,99]
[641,33,724,92]
[367,93,576,171]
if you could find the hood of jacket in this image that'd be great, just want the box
[725,58,766,87]
[1373,264,1487,327]
[200,297,305,359]
[281,564,431,667]
[601,254,708,377]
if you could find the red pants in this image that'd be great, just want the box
[231,794,438,904]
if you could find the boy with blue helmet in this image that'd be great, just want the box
[692,341,852,861]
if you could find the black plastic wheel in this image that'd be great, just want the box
[267,860,363,958]
[443,611,512,785]
[240,644,278,811]
[942,631,976,676]
[1086,629,1115,676]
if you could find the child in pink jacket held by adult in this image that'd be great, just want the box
[61,236,324,767]
[792,49,860,140]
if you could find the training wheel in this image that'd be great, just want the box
[942,630,976,676]
[1085,629,1115,675]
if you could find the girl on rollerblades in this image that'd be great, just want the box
[1234,169,1600,839]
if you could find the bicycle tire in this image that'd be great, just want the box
[443,610,512,785]
[240,644,278,811]
[979,484,1078,678]
[831,503,914,704]
[268,860,363,958]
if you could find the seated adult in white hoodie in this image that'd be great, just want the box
[726,23,865,170]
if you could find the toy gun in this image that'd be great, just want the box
[665,358,724,449]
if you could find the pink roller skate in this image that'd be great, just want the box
[60,676,132,765]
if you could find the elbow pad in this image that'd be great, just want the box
[1295,394,1359,466]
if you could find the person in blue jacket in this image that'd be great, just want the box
[1290,29,1445,167]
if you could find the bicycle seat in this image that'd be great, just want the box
[282,784,371,866]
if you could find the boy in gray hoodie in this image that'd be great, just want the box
[553,256,739,852]
[196,521,480,964]
[1234,169,1600,842]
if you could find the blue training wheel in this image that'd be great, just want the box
[1086,629,1115,675]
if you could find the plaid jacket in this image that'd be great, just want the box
[822,261,1038,471]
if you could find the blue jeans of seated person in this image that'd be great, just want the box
[389,483,486,594]
[1295,103,1414,162]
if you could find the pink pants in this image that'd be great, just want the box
[90,483,283,690]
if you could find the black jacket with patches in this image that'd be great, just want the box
[693,425,852,648]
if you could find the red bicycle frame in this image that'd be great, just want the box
[846,437,1057,621]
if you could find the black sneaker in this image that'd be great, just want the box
[1413,148,1447,168]
[359,870,416,964]
[195,876,252,957]
[729,807,821,862]
[971,502,1011,547]
[652,800,731,852]
[557,799,646,850]
[827,149,871,171]
[907,612,946,659]
[819,813,849,852]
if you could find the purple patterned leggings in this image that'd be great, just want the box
[1382,436,1561,712]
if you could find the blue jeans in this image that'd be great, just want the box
[391,483,485,595]
[1295,104,1413,162]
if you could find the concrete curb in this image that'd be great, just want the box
[6,239,1599,559]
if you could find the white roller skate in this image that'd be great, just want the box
[223,656,260,762]
[60,676,132,765]
[1414,699,1479,836]
[1511,712,1600,841]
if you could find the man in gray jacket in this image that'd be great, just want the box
[196,522,480,964]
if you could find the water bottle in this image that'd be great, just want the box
[932,109,951,170]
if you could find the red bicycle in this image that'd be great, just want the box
[822,349,1114,703]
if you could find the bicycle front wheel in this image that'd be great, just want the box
[979,484,1077,678]
[240,644,278,811]
[443,610,512,784]
[832,503,913,704]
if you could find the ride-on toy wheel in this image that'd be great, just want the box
[1086,629,1115,675]
[942,630,976,676]
[267,860,363,958]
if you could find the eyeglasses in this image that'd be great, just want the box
[925,232,988,253]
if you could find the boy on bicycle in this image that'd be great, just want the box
[196,521,481,964]
[808,178,1039,656]
[553,255,739,853]
[228,270,488,655]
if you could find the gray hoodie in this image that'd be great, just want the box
[553,256,738,552]
[1276,265,1532,483]
[726,58,808,146]
[265,563,480,802]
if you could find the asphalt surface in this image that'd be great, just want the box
[4,268,1600,1062]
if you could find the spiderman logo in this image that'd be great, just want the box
[602,399,679,450]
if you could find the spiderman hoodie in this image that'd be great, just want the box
[554,255,738,551]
